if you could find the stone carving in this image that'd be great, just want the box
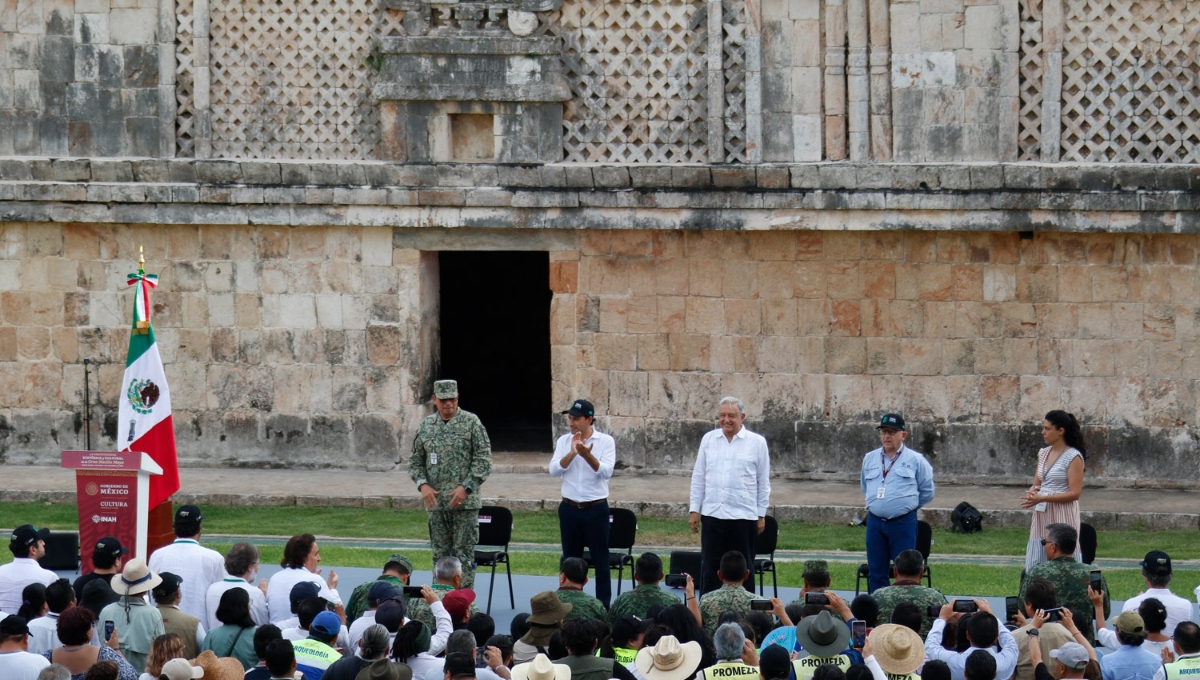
[1017,0,1043,161]
[509,10,538,35]
[176,0,196,157]
[722,0,748,162]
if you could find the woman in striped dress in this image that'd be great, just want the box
[1020,410,1086,571]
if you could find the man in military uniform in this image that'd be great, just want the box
[346,553,412,623]
[785,561,846,624]
[699,551,758,634]
[556,557,607,622]
[608,552,681,623]
[410,379,492,589]
[407,556,479,630]
[872,549,947,638]
[1019,523,1109,645]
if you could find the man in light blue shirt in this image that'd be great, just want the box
[925,599,1019,680]
[860,414,935,593]
[1100,611,1161,680]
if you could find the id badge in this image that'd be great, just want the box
[430,451,438,465]
[877,486,886,499]
[1034,502,1046,512]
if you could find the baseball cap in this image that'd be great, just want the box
[1141,550,1171,574]
[562,400,595,418]
[153,572,183,598]
[877,414,906,431]
[803,560,830,577]
[310,610,341,636]
[0,615,29,636]
[386,553,414,574]
[160,658,204,680]
[1114,611,1146,635]
[9,525,50,551]
[443,589,477,621]
[174,505,204,529]
[368,581,401,607]
[1049,642,1090,670]
[434,380,459,399]
[289,581,322,607]
[375,599,407,632]
[94,537,129,561]
[611,614,653,644]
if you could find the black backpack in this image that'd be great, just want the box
[951,502,983,533]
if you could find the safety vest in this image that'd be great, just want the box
[613,647,637,666]
[791,655,852,680]
[292,638,340,680]
[1164,656,1200,680]
[699,661,762,680]
[886,673,920,680]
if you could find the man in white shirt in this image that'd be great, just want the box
[0,615,51,680]
[688,396,771,595]
[26,579,73,655]
[206,542,270,630]
[0,526,58,614]
[266,535,341,625]
[1122,551,1194,637]
[147,505,226,624]
[925,600,1020,680]
[348,581,401,650]
[550,399,617,607]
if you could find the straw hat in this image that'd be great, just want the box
[191,650,245,680]
[109,558,163,596]
[511,653,572,680]
[635,635,704,680]
[867,624,924,675]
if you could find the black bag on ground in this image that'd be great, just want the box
[951,501,983,533]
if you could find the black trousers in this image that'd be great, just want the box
[559,499,612,606]
[699,515,757,595]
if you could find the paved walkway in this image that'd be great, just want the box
[3,453,1196,531]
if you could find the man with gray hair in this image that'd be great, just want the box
[1019,523,1108,645]
[698,623,759,680]
[409,557,478,630]
[424,629,511,680]
[689,396,771,595]
[205,542,269,630]
[36,665,70,680]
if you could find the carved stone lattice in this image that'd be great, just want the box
[1017,0,1043,161]
[721,0,746,162]
[207,0,381,159]
[1060,0,1200,163]
[175,0,195,157]
[545,0,712,162]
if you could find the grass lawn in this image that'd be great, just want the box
[4,501,1199,600]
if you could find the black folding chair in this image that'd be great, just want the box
[855,520,934,595]
[754,515,779,598]
[1080,522,1097,564]
[474,506,514,614]
[583,508,638,596]
[669,551,703,587]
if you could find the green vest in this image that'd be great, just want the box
[886,673,920,680]
[1165,656,1200,680]
[792,655,852,680]
[699,661,761,680]
[613,647,637,666]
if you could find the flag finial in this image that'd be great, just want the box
[138,245,145,270]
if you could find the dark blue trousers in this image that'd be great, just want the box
[559,500,611,606]
[866,510,917,592]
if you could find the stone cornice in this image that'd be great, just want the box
[1,158,1198,231]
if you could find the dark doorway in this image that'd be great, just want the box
[439,251,552,452]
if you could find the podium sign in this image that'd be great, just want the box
[62,451,162,572]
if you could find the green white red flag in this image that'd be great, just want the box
[118,260,179,508]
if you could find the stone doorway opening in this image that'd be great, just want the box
[438,251,553,452]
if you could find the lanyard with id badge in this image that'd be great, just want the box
[878,448,903,499]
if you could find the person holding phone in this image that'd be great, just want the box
[1020,524,1107,646]
[1021,411,1086,572]
[923,599,1018,680]
[97,559,167,674]
[860,415,935,594]
[1010,579,1075,680]
[550,399,617,608]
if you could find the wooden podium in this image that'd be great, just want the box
[62,451,163,573]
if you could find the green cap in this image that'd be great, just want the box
[1114,611,1145,635]
[803,560,829,577]
[386,553,413,574]
[433,380,458,399]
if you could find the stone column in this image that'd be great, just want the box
[707,0,727,162]
[823,0,847,159]
[867,0,891,160]
[158,0,177,157]
[744,0,763,162]
[1039,0,1062,161]
[192,0,211,158]
[846,0,869,160]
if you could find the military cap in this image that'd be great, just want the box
[803,560,830,577]
[434,380,459,399]
[386,553,414,574]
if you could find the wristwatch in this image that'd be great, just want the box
[1027,629,1040,637]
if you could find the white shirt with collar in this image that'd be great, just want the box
[0,558,58,614]
[266,567,342,625]
[550,429,617,502]
[347,610,376,650]
[1153,652,1200,680]
[924,617,1019,680]
[205,576,270,630]
[147,538,226,622]
[27,612,61,655]
[689,426,771,521]
[1122,588,1194,638]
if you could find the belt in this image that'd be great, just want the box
[562,497,607,509]
[869,510,916,522]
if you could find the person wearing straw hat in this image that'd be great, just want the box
[513,593,573,665]
[192,649,247,680]
[635,635,704,680]
[791,611,854,680]
[97,559,166,674]
[511,653,571,680]
[861,624,925,680]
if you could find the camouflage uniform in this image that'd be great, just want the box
[408,583,480,630]
[785,563,846,624]
[785,588,846,624]
[557,588,608,622]
[347,574,406,624]
[1019,556,1109,645]
[700,583,757,635]
[872,582,947,638]
[607,584,682,623]
[410,387,492,590]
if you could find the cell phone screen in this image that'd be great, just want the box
[1090,570,1102,587]
[750,599,773,611]
[851,621,866,648]
[806,592,829,606]
[953,600,978,613]
[476,647,488,667]
[1005,596,1019,620]
[403,585,425,598]
[104,621,115,640]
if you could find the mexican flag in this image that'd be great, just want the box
[118,262,179,508]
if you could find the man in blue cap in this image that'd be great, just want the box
[860,414,935,593]
[293,610,344,680]
[550,398,617,607]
